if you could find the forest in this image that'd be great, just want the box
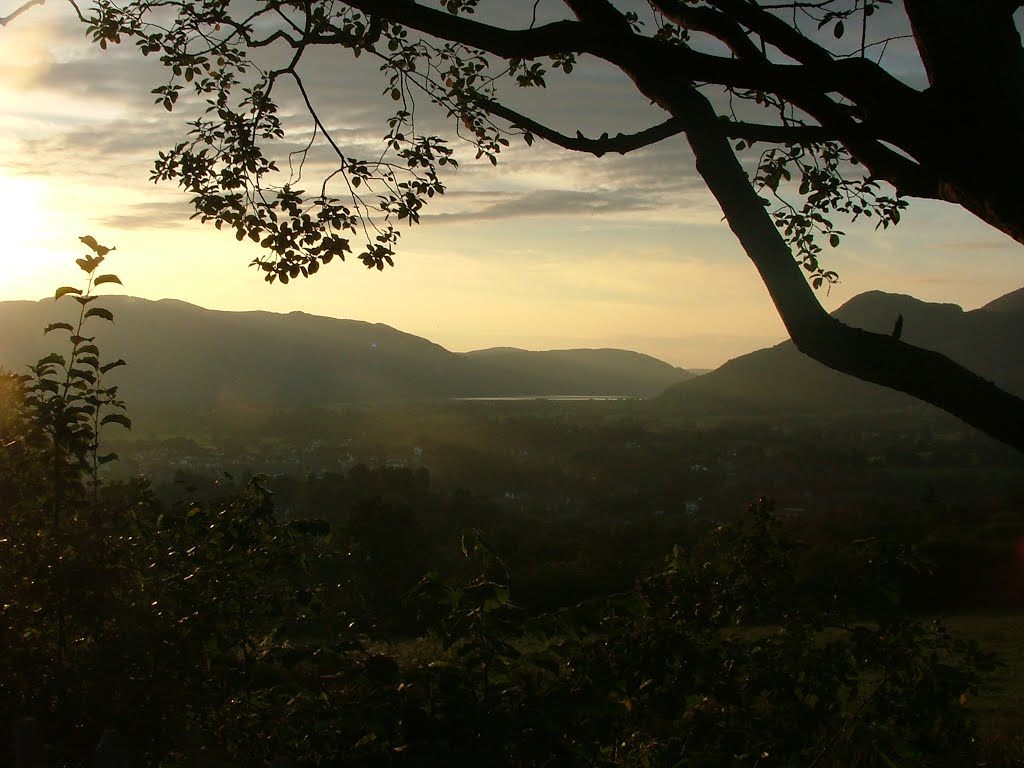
[2,244,1023,768]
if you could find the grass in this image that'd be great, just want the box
[946,613,1024,765]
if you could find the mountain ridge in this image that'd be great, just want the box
[657,286,1024,418]
[0,296,693,408]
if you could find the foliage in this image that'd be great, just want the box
[303,498,996,768]
[16,235,130,508]
[0,238,133,757]
[64,0,934,284]
[0,242,1006,765]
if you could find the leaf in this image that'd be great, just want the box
[85,307,115,322]
[101,413,132,430]
[79,235,100,252]
[834,20,845,38]
[37,352,67,367]
[100,359,127,374]
[98,452,119,465]
[44,322,75,335]
[94,274,123,287]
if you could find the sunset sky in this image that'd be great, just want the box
[1,1,1021,369]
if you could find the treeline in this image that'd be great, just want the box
[162,459,1024,621]
[0,438,999,766]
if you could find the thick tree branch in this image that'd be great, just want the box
[720,119,829,144]
[903,0,1024,244]
[336,3,949,214]
[905,0,1024,96]
[704,0,835,66]
[648,0,764,59]
[698,0,925,122]
[481,99,684,156]
[341,0,591,59]
[673,83,1024,452]
[560,0,634,34]
[0,0,44,26]
[343,0,886,117]
[780,90,941,199]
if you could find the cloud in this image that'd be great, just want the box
[5,2,720,237]
[99,199,196,229]
[930,240,1018,251]
[426,187,657,222]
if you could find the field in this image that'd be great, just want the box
[950,613,1024,764]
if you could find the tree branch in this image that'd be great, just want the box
[673,83,1024,453]
[481,99,684,156]
[0,0,45,26]
[719,119,830,144]
[341,0,591,59]
[349,2,937,205]
[560,0,634,35]
[778,90,941,199]
[703,0,835,66]
[648,0,764,59]
[701,0,924,121]
[341,1,922,147]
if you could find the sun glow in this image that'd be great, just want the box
[0,174,68,300]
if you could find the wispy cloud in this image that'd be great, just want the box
[427,187,657,222]
[930,240,1018,251]
[99,199,196,229]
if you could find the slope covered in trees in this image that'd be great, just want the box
[0,296,692,408]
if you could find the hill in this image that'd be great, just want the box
[979,286,1024,315]
[0,296,692,409]
[657,287,1024,419]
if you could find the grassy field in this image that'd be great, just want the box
[948,613,1024,765]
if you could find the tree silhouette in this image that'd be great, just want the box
[5,0,1023,447]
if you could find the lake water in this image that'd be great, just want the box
[451,395,639,401]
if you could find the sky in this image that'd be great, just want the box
[0,1,1021,369]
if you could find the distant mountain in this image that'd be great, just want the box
[657,287,1024,417]
[979,286,1024,315]
[462,347,690,396]
[0,297,692,409]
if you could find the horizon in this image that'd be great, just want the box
[3,282,1018,374]
[4,284,1015,374]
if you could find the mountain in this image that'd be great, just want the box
[657,288,1024,418]
[462,347,690,397]
[0,296,692,409]
[979,286,1024,315]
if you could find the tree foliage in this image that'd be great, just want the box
[0,243,1003,765]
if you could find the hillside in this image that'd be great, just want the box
[0,296,692,409]
[657,287,1024,418]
